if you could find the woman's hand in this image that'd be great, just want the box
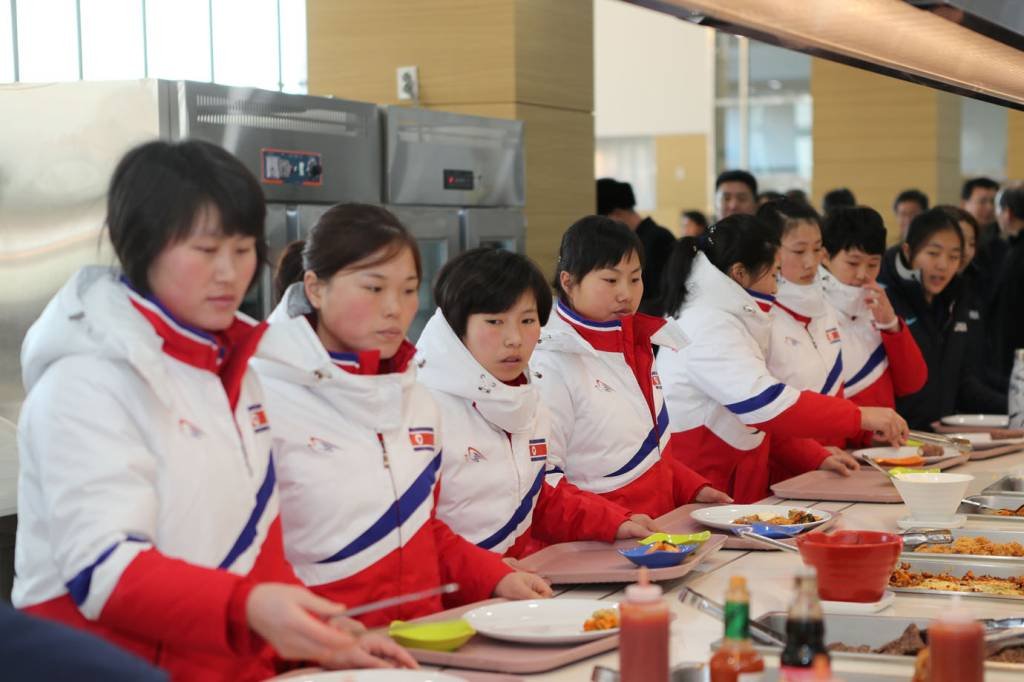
[694,486,733,504]
[493,571,553,600]
[323,632,419,670]
[858,406,909,446]
[864,282,897,327]
[246,584,361,663]
[818,446,860,476]
[614,513,660,539]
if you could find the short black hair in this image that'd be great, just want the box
[682,210,708,228]
[756,198,821,239]
[822,206,887,257]
[106,140,267,295]
[938,205,980,243]
[961,176,999,201]
[894,189,929,212]
[662,214,780,316]
[904,207,964,264]
[596,178,636,215]
[998,183,1024,220]
[553,215,643,298]
[758,191,784,204]
[434,247,552,339]
[715,169,758,197]
[822,188,856,216]
[785,188,810,207]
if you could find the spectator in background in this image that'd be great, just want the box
[715,170,758,219]
[987,183,1024,386]
[961,176,999,232]
[757,191,784,208]
[963,176,1004,303]
[596,178,676,315]
[822,188,856,217]
[680,210,708,238]
[893,189,929,240]
[786,188,811,207]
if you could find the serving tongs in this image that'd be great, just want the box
[680,587,786,647]
[897,528,954,549]
[908,430,973,453]
[960,497,1024,515]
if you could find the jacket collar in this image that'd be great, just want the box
[416,309,539,434]
[775,275,826,321]
[540,299,685,355]
[681,252,774,348]
[819,265,870,321]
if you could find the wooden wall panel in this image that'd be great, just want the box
[812,58,961,243]
[1009,110,1024,180]
[652,133,708,235]
[514,0,593,112]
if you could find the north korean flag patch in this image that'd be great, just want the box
[825,328,841,344]
[409,427,436,452]
[529,438,548,462]
[651,370,662,390]
[248,404,270,433]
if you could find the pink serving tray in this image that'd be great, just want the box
[771,468,904,503]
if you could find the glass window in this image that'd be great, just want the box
[961,97,1007,180]
[16,0,79,82]
[715,33,740,101]
[80,0,144,80]
[211,0,279,90]
[0,2,14,82]
[595,137,657,211]
[145,0,211,81]
[279,0,307,93]
[748,41,810,97]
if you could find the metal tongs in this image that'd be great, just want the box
[897,528,954,548]
[680,587,786,647]
[909,430,973,453]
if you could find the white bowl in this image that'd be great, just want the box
[892,472,974,522]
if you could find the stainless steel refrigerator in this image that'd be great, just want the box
[383,105,526,341]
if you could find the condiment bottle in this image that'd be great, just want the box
[619,566,669,682]
[927,599,983,682]
[780,567,830,681]
[709,575,765,681]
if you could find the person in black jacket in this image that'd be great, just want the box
[596,178,677,316]
[988,183,1024,384]
[878,208,1007,430]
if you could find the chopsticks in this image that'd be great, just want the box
[335,582,460,618]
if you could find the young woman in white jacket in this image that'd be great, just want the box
[531,216,732,517]
[758,199,861,481]
[13,141,411,681]
[416,248,658,559]
[656,214,909,503]
[253,205,549,628]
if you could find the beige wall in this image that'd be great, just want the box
[1009,110,1024,181]
[811,58,961,243]
[651,133,709,235]
[307,0,594,274]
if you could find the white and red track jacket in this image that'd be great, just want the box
[656,253,863,503]
[14,267,292,682]
[530,300,711,517]
[251,285,512,627]
[415,309,631,559]
[820,266,927,441]
[769,276,845,398]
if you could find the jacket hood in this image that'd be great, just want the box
[253,282,415,431]
[776,275,827,318]
[819,265,870,321]
[679,252,774,348]
[416,309,539,434]
[21,266,170,400]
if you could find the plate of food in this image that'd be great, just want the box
[941,414,1010,428]
[889,559,1024,600]
[690,505,830,534]
[619,540,700,568]
[855,444,955,467]
[461,599,619,645]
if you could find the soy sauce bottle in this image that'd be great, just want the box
[780,567,829,681]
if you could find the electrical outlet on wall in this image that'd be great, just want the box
[397,66,418,101]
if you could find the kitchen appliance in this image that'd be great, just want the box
[383,105,525,340]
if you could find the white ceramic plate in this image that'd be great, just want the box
[689,505,831,532]
[462,599,619,645]
[855,445,957,464]
[281,672,467,682]
[941,414,1010,428]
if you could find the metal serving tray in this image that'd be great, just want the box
[984,475,1024,495]
[890,556,1024,602]
[958,495,1024,520]
[592,663,911,682]
[902,528,1024,564]
[729,613,1024,670]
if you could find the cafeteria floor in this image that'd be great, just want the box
[288,450,1024,681]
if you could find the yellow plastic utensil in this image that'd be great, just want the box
[388,618,476,652]
[889,467,941,475]
[638,530,711,546]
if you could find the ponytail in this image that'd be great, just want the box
[274,239,307,302]
[661,214,780,317]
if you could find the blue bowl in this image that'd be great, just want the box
[733,523,804,539]
[618,543,698,568]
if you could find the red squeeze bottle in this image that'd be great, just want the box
[619,567,670,682]
[927,601,984,682]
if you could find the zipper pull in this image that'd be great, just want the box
[377,432,390,468]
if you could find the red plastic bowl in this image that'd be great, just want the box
[795,530,904,603]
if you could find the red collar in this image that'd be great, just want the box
[328,339,417,376]
[773,300,812,326]
[123,279,265,409]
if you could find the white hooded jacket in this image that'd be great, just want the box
[768,275,845,397]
